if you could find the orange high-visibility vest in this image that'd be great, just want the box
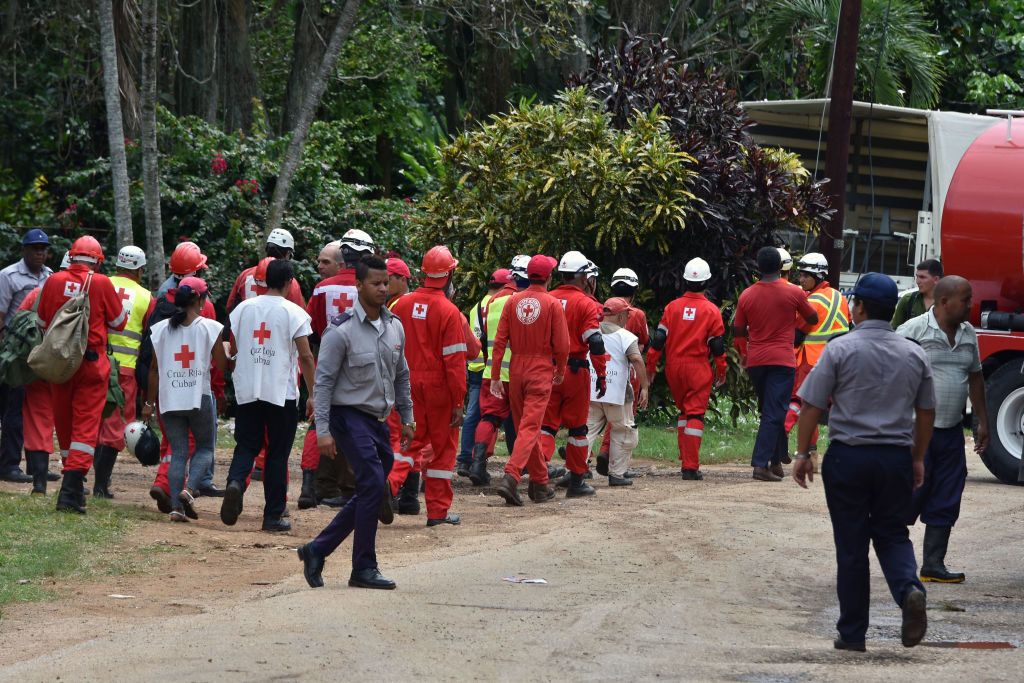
[797,285,850,366]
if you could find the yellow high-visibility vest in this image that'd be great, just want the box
[467,293,493,373]
[483,291,513,382]
[107,276,153,370]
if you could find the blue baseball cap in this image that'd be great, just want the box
[851,272,899,306]
[21,229,50,246]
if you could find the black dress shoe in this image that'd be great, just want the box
[833,638,866,652]
[262,516,292,533]
[149,486,172,514]
[0,468,32,483]
[426,513,461,527]
[196,485,225,498]
[297,543,325,588]
[349,567,396,590]
[220,481,244,526]
[901,588,927,647]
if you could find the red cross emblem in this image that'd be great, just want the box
[332,291,353,313]
[412,302,428,319]
[247,276,260,298]
[174,344,196,369]
[253,322,272,345]
[516,297,541,324]
[117,287,132,304]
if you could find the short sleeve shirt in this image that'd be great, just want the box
[229,295,312,406]
[0,260,51,323]
[896,310,982,428]
[734,279,816,367]
[798,319,936,447]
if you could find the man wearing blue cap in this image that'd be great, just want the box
[0,228,52,482]
[792,272,935,652]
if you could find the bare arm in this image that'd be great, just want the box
[211,331,228,374]
[792,403,825,488]
[295,334,316,418]
[969,370,989,453]
[142,356,159,421]
[912,407,935,489]
[627,352,649,410]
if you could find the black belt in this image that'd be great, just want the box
[567,357,589,371]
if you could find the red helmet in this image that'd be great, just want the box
[169,242,208,276]
[254,256,274,285]
[68,236,104,264]
[422,246,458,278]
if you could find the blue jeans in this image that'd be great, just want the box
[458,370,483,466]
[188,394,218,489]
[163,394,216,509]
[311,406,394,571]
[747,365,795,468]
[823,441,924,643]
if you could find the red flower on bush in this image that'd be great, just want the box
[234,178,260,195]
[211,152,228,175]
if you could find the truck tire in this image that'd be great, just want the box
[979,360,1024,485]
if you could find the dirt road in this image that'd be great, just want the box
[1,449,1021,682]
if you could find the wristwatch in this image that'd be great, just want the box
[403,421,416,430]
[793,451,810,461]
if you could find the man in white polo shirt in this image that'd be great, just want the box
[221,259,316,533]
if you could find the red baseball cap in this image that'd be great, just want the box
[602,297,630,315]
[489,268,511,285]
[386,257,411,279]
[527,254,557,280]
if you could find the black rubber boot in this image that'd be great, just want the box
[920,525,965,583]
[398,472,421,515]
[468,443,490,486]
[566,472,596,498]
[297,470,318,510]
[27,451,49,494]
[56,470,87,514]
[91,445,117,499]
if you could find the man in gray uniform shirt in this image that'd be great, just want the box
[297,255,415,590]
[793,273,935,652]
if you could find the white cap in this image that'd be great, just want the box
[340,228,374,253]
[267,228,295,249]
[60,251,71,270]
[509,254,530,279]
[116,245,147,270]
[777,247,793,271]
[557,250,590,274]
[683,257,712,282]
[797,252,829,275]
[611,267,639,287]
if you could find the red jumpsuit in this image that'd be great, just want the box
[388,286,468,519]
[646,292,725,471]
[473,283,516,454]
[540,284,607,475]
[491,285,569,484]
[36,264,127,473]
[152,296,225,494]
[18,289,55,458]
[226,265,305,311]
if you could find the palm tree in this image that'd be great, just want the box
[760,0,944,108]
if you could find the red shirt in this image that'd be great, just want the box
[306,268,357,338]
[391,286,467,405]
[226,265,305,312]
[734,279,816,368]
[36,264,127,350]
[490,284,570,380]
[626,306,650,349]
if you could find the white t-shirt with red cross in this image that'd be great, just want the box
[229,294,312,406]
[151,316,224,413]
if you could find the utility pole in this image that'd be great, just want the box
[820,0,862,287]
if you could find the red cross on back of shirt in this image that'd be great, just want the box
[247,275,260,298]
[414,303,427,316]
[333,291,353,313]
[253,321,272,345]
[174,344,195,369]
[522,303,535,317]
[117,287,131,304]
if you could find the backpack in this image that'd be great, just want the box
[0,294,43,386]
[103,351,125,418]
[135,293,177,392]
[28,272,93,384]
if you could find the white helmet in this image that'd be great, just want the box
[585,260,599,278]
[796,252,829,276]
[683,257,712,282]
[777,247,794,271]
[339,228,374,253]
[557,250,590,274]
[116,245,147,270]
[59,251,71,270]
[124,420,160,466]
[611,267,639,288]
[267,228,295,250]
[509,254,530,279]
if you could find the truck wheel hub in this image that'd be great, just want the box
[996,386,1024,462]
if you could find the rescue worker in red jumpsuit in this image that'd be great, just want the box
[385,257,411,308]
[304,228,373,507]
[387,247,467,525]
[543,251,608,498]
[18,283,56,494]
[225,228,305,311]
[490,255,569,506]
[646,257,727,480]
[36,236,128,513]
[467,254,530,486]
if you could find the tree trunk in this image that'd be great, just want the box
[219,0,258,132]
[281,1,338,133]
[98,0,134,248]
[140,0,164,288]
[174,0,218,123]
[376,133,392,197]
[265,0,362,239]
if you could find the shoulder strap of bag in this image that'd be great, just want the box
[82,271,94,296]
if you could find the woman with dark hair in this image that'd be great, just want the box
[142,277,227,522]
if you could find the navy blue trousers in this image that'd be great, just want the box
[0,384,24,473]
[458,370,483,467]
[226,399,298,520]
[311,406,394,572]
[822,441,925,643]
[747,365,795,468]
[910,426,967,528]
